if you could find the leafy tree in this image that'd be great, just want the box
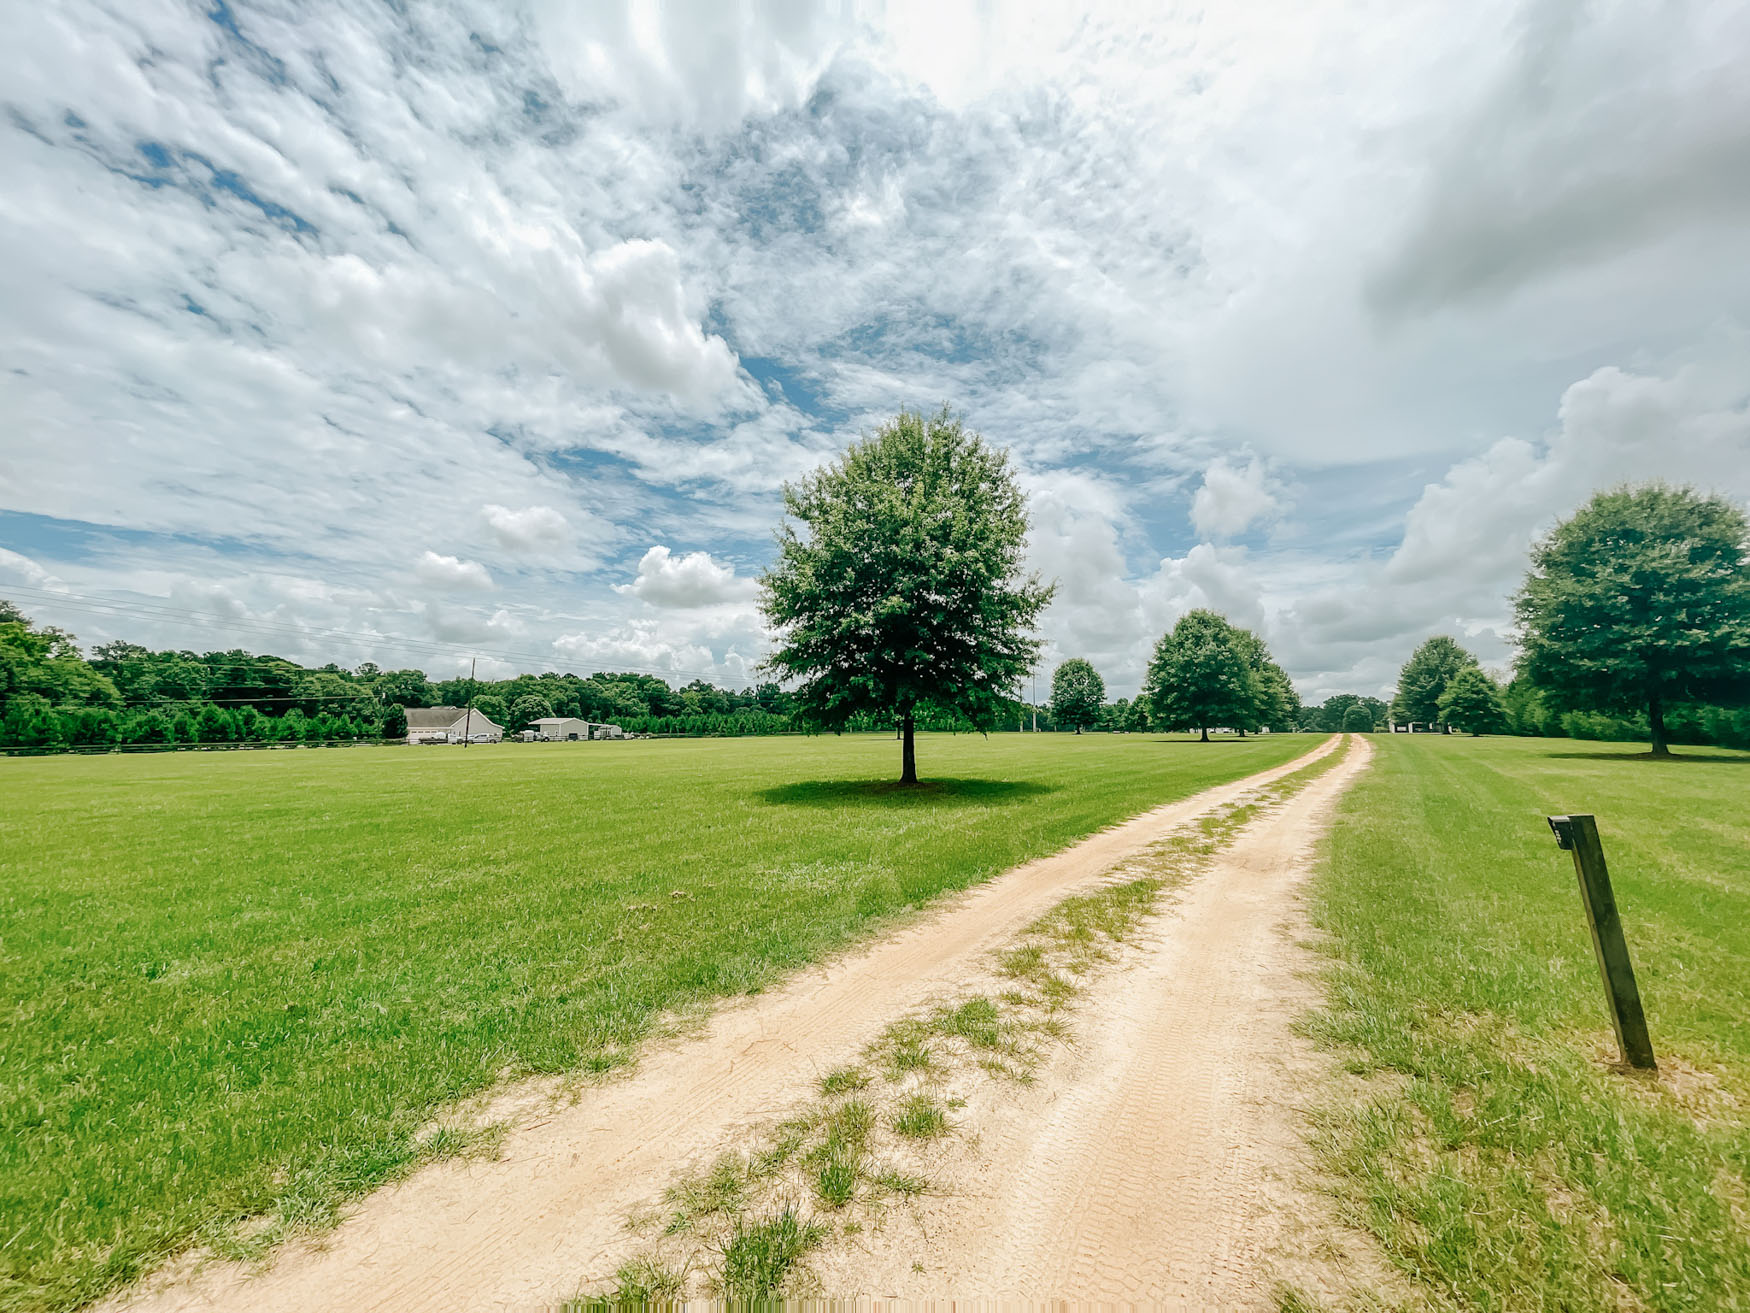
[1391,636,1479,726]
[381,704,408,741]
[1049,658,1106,733]
[509,693,554,728]
[1,693,56,747]
[297,670,372,720]
[1340,704,1373,733]
[1438,667,1507,735]
[201,650,296,714]
[1,608,121,711]
[760,408,1053,783]
[1230,630,1297,733]
[1501,676,1562,737]
[1515,484,1750,756]
[1142,610,1259,741]
[196,703,235,744]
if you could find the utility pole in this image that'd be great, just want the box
[1031,669,1037,733]
[461,657,476,746]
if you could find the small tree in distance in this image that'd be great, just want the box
[760,408,1055,784]
[1049,658,1106,733]
[1143,610,1259,741]
[1438,668,1506,735]
[1340,704,1373,733]
[1391,636,1479,727]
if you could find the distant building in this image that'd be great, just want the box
[528,716,624,742]
[1388,721,1450,734]
[529,716,590,741]
[405,706,504,744]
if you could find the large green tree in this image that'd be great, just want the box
[1438,667,1507,735]
[759,408,1054,783]
[509,693,555,728]
[1514,484,1750,756]
[374,668,435,709]
[1231,629,1298,733]
[1,608,120,712]
[1048,658,1106,733]
[1391,636,1479,726]
[1141,610,1260,741]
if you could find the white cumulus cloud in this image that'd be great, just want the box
[483,504,570,552]
[416,551,494,591]
[1190,458,1280,539]
[616,545,757,609]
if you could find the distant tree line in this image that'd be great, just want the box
[0,599,807,753]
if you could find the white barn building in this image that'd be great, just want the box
[405,706,504,744]
[528,717,624,741]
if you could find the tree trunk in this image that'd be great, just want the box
[1648,686,1670,757]
[1200,726,1209,742]
[901,713,918,783]
[1236,727,1248,738]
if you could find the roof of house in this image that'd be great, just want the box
[405,706,503,731]
[529,717,586,726]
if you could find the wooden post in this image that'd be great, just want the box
[1547,814,1656,1070]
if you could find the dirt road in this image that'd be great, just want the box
[109,735,1350,1313]
[817,732,1374,1306]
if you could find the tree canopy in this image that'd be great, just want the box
[1142,610,1285,741]
[509,693,555,728]
[1231,629,1298,733]
[1438,667,1507,735]
[1514,483,1750,755]
[759,409,1053,782]
[1340,704,1374,733]
[1391,636,1479,726]
[1049,658,1106,733]
[1306,694,1388,733]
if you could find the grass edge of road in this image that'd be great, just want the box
[1291,736,1750,1313]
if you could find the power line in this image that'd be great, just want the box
[2,584,754,688]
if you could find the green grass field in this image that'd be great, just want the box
[0,731,1309,1313]
[1305,736,1750,1311]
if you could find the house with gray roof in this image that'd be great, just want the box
[404,706,504,744]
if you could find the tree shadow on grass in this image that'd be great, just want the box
[758,778,1059,808]
[1543,750,1750,764]
[1138,736,1262,744]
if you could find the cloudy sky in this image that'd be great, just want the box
[3,0,1748,700]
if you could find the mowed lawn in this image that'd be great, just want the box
[0,731,1308,1312]
[1306,736,1750,1311]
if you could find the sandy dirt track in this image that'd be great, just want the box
[817,732,1374,1307]
[108,737,1341,1313]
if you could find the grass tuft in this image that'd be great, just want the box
[813,1153,857,1209]
[719,1207,825,1301]
[891,1095,949,1139]
[663,1154,747,1234]
[818,1066,869,1096]
[932,996,1005,1048]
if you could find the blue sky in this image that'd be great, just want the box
[3,0,1749,698]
